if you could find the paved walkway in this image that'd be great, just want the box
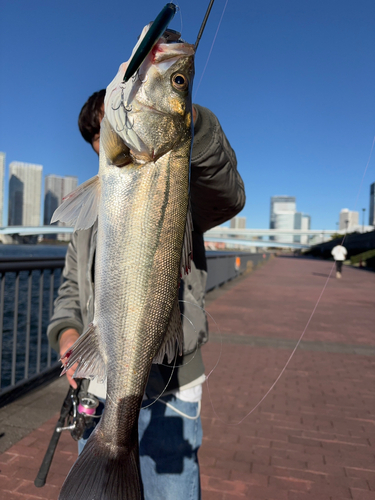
[0,256,374,499]
[200,257,375,500]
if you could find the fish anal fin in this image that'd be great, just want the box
[61,323,106,383]
[51,175,101,231]
[181,201,193,276]
[153,297,183,364]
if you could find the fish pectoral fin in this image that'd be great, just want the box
[181,200,193,275]
[51,175,101,231]
[61,323,106,383]
[153,297,183,364]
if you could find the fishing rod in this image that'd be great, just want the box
[195,0,216,51]
[34,383,81,487]
[124,0,216,82]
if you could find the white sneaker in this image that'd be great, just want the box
[336,272,341,279]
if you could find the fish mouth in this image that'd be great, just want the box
[152,41,195,66]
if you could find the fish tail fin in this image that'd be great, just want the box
[59,430,142,500]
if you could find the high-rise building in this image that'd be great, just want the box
[44,174,78,240]
[44,175,63,226]
[294,212,311,244]
[270,196,296,242]
[8,162,42,226]
[230,216,246,229]
[62,176,78,199]
[339,208,358,231]
[370,182,375,226]
[0,152,5,226]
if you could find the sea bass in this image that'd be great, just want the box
[53,25,195,500]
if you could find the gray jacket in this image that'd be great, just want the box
[47,104,245,394]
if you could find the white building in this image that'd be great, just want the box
[294,212,311,244]
[8,162,42,226]
[339,209,359,231]
[44,174,78,240]
[270,196,296,243]
[0,152,5,226]
[230,216,246,229]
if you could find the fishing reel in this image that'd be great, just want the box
[56,382,101,441]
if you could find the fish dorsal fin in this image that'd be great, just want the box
[51,175,101,231]
[153,297,183,364]
[61,323,106,383]
[181,201,193,275]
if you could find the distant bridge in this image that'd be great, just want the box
[204,227,340,249]
[0,225,340,249]
[204,236,309,250]
[206,228,337,237]
[0,226,74,236]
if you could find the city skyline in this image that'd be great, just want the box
[0,150,374,231]
[1,1,374,231]
[0,152,79,229]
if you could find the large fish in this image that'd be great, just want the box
[53,25,195,500]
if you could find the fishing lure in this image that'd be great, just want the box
[124,0,217,82]
[123,3,177,82]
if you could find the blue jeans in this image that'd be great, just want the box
[78,394,202,500]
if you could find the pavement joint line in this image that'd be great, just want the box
[209,333,375,356]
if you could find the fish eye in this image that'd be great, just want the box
[172,73,188,91]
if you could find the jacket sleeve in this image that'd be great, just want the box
[47,231,85,353]
[190,104,246,233]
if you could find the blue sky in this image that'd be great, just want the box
[0,0,374,229]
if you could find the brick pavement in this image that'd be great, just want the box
[200,256,375,500]
[0,256,374,499]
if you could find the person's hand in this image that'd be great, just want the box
[59,328,80,389]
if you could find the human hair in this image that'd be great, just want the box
[78,89,106,144]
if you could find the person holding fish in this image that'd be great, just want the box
[47,23,245,500]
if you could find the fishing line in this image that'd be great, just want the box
[205,265,334,425]
[141,346,180,410]
[158,309,199,368]
[193,0,229,100]
[176,3,183,37]
[143,304,222,416]
[352,134,375,211]
[189,0,375,418]
[204,132,375,425]
[157,398,201,420]
[139,3,374,427]
[157,300,221,369]
[200,309,222,380]
[339,133,374,251]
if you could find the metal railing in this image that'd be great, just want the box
[0,257,65,405]
[0,250,270,406]
[206,251,270,291]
